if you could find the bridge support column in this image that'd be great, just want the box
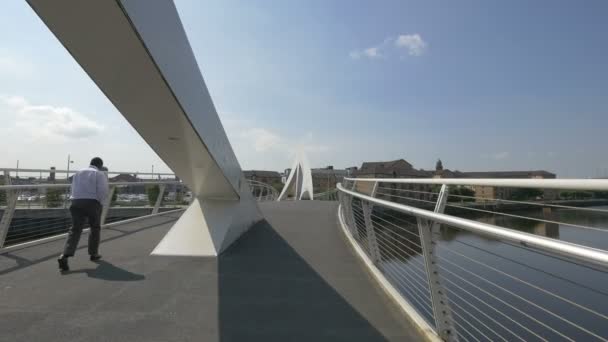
[152,184,166,215]
[417,184,457,341]
[100,186,116,226]
[26,0,263,256]
[339,190,359,240]
[0,189,18,249]
[362,201,382,264]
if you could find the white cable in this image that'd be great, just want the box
[446,284,528,341]
[439,264,575,341]
[441,275,548,341]
[447,203,608,233]
[438,255,606,341]
[440,244,608,321]
[450,307,494,342]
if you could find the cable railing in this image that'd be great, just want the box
[313,188,339,201]
[0,180,186,250]
[247,180,279,202]
[338,177,608,342]
[1,167,176,180]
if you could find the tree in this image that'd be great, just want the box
[509,188,543,201]
[46,189,63,208]
[448,186,476,202]
[271,181,284,193]
[595,191,608,199]
[0,179,6,206]
[175,189,184,204]
[111,187,119,205]
[146,185,160,206]
[560,191,594,200]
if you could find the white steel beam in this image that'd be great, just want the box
[418,185,457,341]
[100,186,116,226]
[278,151,314,201]
[27,0,262,255]
[345,177,608,191]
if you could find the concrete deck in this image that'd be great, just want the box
[0,201,422,341]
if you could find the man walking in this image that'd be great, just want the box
[58,157,109,272]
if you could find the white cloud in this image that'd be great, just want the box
[222,117,330,170]
[363,47,382,58]
[241,128,281,152]
[1,95,104,141]
[351,33,427,60]
[395,34,428,56]
[0,54,34,79]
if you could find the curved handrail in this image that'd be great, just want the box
[0,180,180,191]
[344,177,608,191]
[338,183,608,268]
[247,180,279,202]
[313,188,339,201]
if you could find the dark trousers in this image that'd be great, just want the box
[63,199,102,257]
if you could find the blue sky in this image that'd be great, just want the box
[0,1,607,177]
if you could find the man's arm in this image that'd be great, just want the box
[96,171,109,204]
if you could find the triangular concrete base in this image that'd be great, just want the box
[151,183,263,256]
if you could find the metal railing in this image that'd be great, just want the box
[0,180,186,250]
[338,177,608,342]
[1,167,175,180]
[247,180,279,202]
[313,188,339,201]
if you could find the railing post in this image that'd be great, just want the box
[152,183,166,214]
[362,201,382,264]
[417,184,457,341]
[370,181,379,198]
[0,189,18,248]
[341,192,360,239]
[100,185,116,225]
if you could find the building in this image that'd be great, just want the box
[432,159,558,201]
[353,159,434,203]
[311,166,349,193]
[353,158,558,203]
[243,170,282,186]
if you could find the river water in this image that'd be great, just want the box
[373,205,608,341]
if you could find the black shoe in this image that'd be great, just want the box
[57,257,69,272]
[90,255,102,262]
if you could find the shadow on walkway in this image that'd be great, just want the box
[0,216,177,276]
[64,260,145,282]
[217,219,396,341]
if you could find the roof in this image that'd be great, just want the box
[355,159,430,178]
[243,170,282,178]
[460,170,556,179]
[110,173,139,182]
[311,169,349,176]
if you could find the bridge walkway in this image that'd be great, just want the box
[0,201,423,341]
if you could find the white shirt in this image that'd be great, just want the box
[70,165,109,204]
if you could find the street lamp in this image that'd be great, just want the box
[66,154,74,181]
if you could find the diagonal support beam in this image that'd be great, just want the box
[278,151,314,201]
[27,0,262,255]
[418,185,458,341]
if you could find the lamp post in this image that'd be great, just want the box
[16,160,19,178]
[151,164,154,180]
[66,154,74,180]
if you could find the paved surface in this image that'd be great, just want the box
[0,201,422,341]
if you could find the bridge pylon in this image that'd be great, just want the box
[278,152,314,201]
